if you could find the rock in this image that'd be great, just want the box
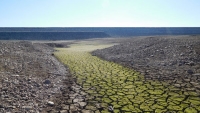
[186,88,196,91]
[62,105,69,110]
[73,98,84,103]
[47,101,54,106]
[174,84,181,88]
[28,78,31,81]
[188,61,195,66]
[184,79,190,82]
[180,53,184,56]
[78,102,87,107]
[96,103,103,111]
[190,82,199,86]
[8,106,16,109]
[59,110,68,113]
[193,73,200,76]
[31,94,36,97]
[11,74,19,77]
[0,104,4,108]
[43,79,51,84]
[69,104,77,110]
[195,85,200,90]
[108,105,114,112]
[187,70,194,75]
[22,106,32,110]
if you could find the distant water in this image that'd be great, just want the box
[0,27,200,40]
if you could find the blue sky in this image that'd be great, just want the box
[0,0,200,27]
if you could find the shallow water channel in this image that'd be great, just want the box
[54,43,200,113]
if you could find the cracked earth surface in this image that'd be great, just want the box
[54,43,200,113]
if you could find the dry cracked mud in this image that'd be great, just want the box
[54,42,200,113]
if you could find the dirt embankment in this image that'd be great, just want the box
[92,35,200,91]
[0,41,81,113]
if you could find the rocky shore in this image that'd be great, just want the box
[92,35,200,93]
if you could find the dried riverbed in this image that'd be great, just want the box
[55,42,200,112]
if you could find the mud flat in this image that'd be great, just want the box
[55,37,200,112]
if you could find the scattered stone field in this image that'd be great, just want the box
[0,41,89,113]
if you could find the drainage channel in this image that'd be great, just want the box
[54,44,200,113]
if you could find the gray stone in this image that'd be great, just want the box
[188,61,195,66]
[73,98,84,103]
[193,73,200,76]
[22,106,32,110]
[195,85,200,90]
[43,79,51,84]
[59,110,68,113]
[180,53,184,56]
[184,79,190,82]
[187,70,194,75]
[69,104,76,110]
[47,101,54,106]
[108,105,114,112]
[78,102,87,107]
[174,84,181,88]
[0,104,4,108]
[62,105,69,110]
[11,75,19,77]
[7,106,16,109]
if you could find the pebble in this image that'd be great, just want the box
[78,102,87,107]
[108,105,114,112]
[0,105,4,108]
[11,75,19,77]
[188,61,195,66]
[47,101,54,106]
[62,105,69,110]
[187,70,194,75]
[43,79,51,84]
[174,84,181,88]
[22,106,32,110]
[73,98,83,103]
[193,73,200,76]
[59,110,68,113]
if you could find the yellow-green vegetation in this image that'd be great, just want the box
[54,43,200,112]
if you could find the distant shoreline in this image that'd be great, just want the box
[0,27,200,40]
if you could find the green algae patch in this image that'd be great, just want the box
[184,107,198,113]
[54,43,200,112]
